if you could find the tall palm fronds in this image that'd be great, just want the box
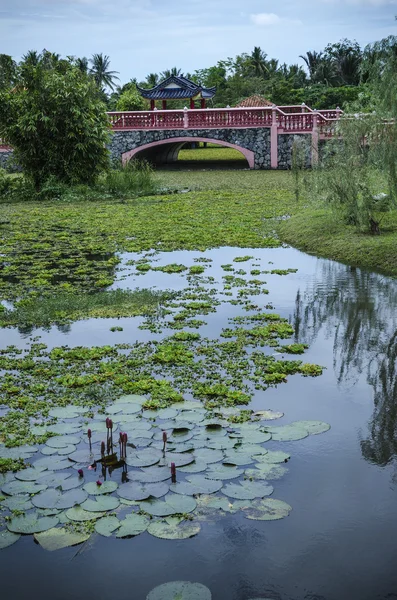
[89,53,119,90]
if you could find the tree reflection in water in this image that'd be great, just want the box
[292,262,397,467]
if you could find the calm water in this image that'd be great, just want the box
[2,246,397,600]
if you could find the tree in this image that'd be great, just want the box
[248,47,268,77]
[300,51,323,79]
[0,52,110,189]
[146,73,159,87]
[76,57,89,74]
[160,67,182,79]
[89,53,119,90]
[0,54,17,91]
[116,88,146,111]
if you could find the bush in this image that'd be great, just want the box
[100,160,157,198]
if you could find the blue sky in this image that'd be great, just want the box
[1,0,396,84]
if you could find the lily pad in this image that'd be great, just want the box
[147,520,201,540]
[94,516,121,537]
[267,425,308,442]
[178,461,208,474]
[193,448,223,464]
[47,423,82,435]
[45,436,81,448]
[244,464,287,481]
[291,420,331,435]
[48,406,87,419]
[83,481,118,495]
[205,465,244,480]
[222,480,273,500]
[243,498,292,520]
[106,403,141,415]
[14,467,46,481]
[7,513,59,534]
[65,507,105,521]
[126,448,161,468]
[141,493,197,517]
[158,453,195,468]
[223,451,253,466]
[1,494,33,511]
[253,410,284,420]
[33,457,72,470]
[256,451,290,464]
[146,581,211,600]
[2,480,48,496]
[0,530,20,549]
[116,513,150,537]
[116,394,146,404]
[117,481,169,501]
[68,449,96,464]
[32,488,88,510]
[34,527,90,550]
[158,408,179,420]
[170,475,223,496]
[81,496,120,512]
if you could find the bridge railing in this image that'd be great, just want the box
[108,106,342,136]
[0,138,11,151]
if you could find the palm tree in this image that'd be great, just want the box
[76,57,89,74]
[312,59,340,86]
[248,47,268,77]
[160,67,182,80]
[22,50,40,67]
[145,73,159,87]
[299,51,323,80]
[89,53,119,90]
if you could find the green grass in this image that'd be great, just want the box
[178,146,246,162]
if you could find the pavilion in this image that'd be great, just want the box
[137,75,216,110]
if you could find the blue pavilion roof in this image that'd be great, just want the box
[137,75,216,100]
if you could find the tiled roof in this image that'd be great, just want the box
[236,95,273,108]
[137,75,216,100]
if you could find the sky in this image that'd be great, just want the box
[0,0,396,84]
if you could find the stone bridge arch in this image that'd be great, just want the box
[109,128,271,169]
[121,137,255,168]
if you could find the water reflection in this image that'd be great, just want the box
[293,261,397,466]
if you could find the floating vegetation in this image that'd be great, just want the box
[146,581,212,600]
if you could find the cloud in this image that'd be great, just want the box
[250,12,281,26]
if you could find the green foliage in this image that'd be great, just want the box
[0,458,25,473]
[0,51,110,189]
[100,160,157,198]
[116,88,146,111]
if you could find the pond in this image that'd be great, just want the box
[1,245,397,600]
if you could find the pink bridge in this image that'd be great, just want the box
[108,104,342,169]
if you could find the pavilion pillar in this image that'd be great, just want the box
[150,99,155,111]
[270,105,278,169]
[162,100,167,110]
[201,99,206,109]
[312,111,319,167]
[190,98,195,110]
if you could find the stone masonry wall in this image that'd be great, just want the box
[0,150,14,171]
[278,134,312,169]
[109,128,271,169]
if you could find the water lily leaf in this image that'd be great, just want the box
[141,493,197,517]
[34,527,90,550]
[147,520,201,540]
[32,488,88,510]
[41,447,62,456]
[95,516,121,537]
[117,481,169,501]
[168,432,194,444]
[65,507,105,521]
[116,513,150,538]
[0,530,20,549]
[68,449,96,463]
[1,494,33,511]
[253,410,284,421]
[267,425,308,442]
[291,420,331,435]
[33,457,72,470]
[196,495,248,514]
[178,461,208,474]
[174,410,205,424]
[126,448,161,468]
[60,476,84,491]
[243,498,292,520]
[170,475,223,496]
[170,401,202,411]
[47,423,82,435]
[106,403,141,415]
[48,406,87,419]
[158,453,195,468]
[206,438,235,450]
[36,472,71,487]
[2,480,48,496]
[81,496,119,512]
[255,451,290,464]
[223,451,253,466]
[46,436,81,448]
[15,467,46,481]
[222,480,273,500]
[116,394,146,405]
[141,466,172,482]
[231,431,271,444]
[205,465,244,480]
[244,464,287,481]
[83,481,118,495]
[158,408,179,420]
[7,513,59,534]
[193,448,223,464]
[146,581,211,600]
[0,445,37,460]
